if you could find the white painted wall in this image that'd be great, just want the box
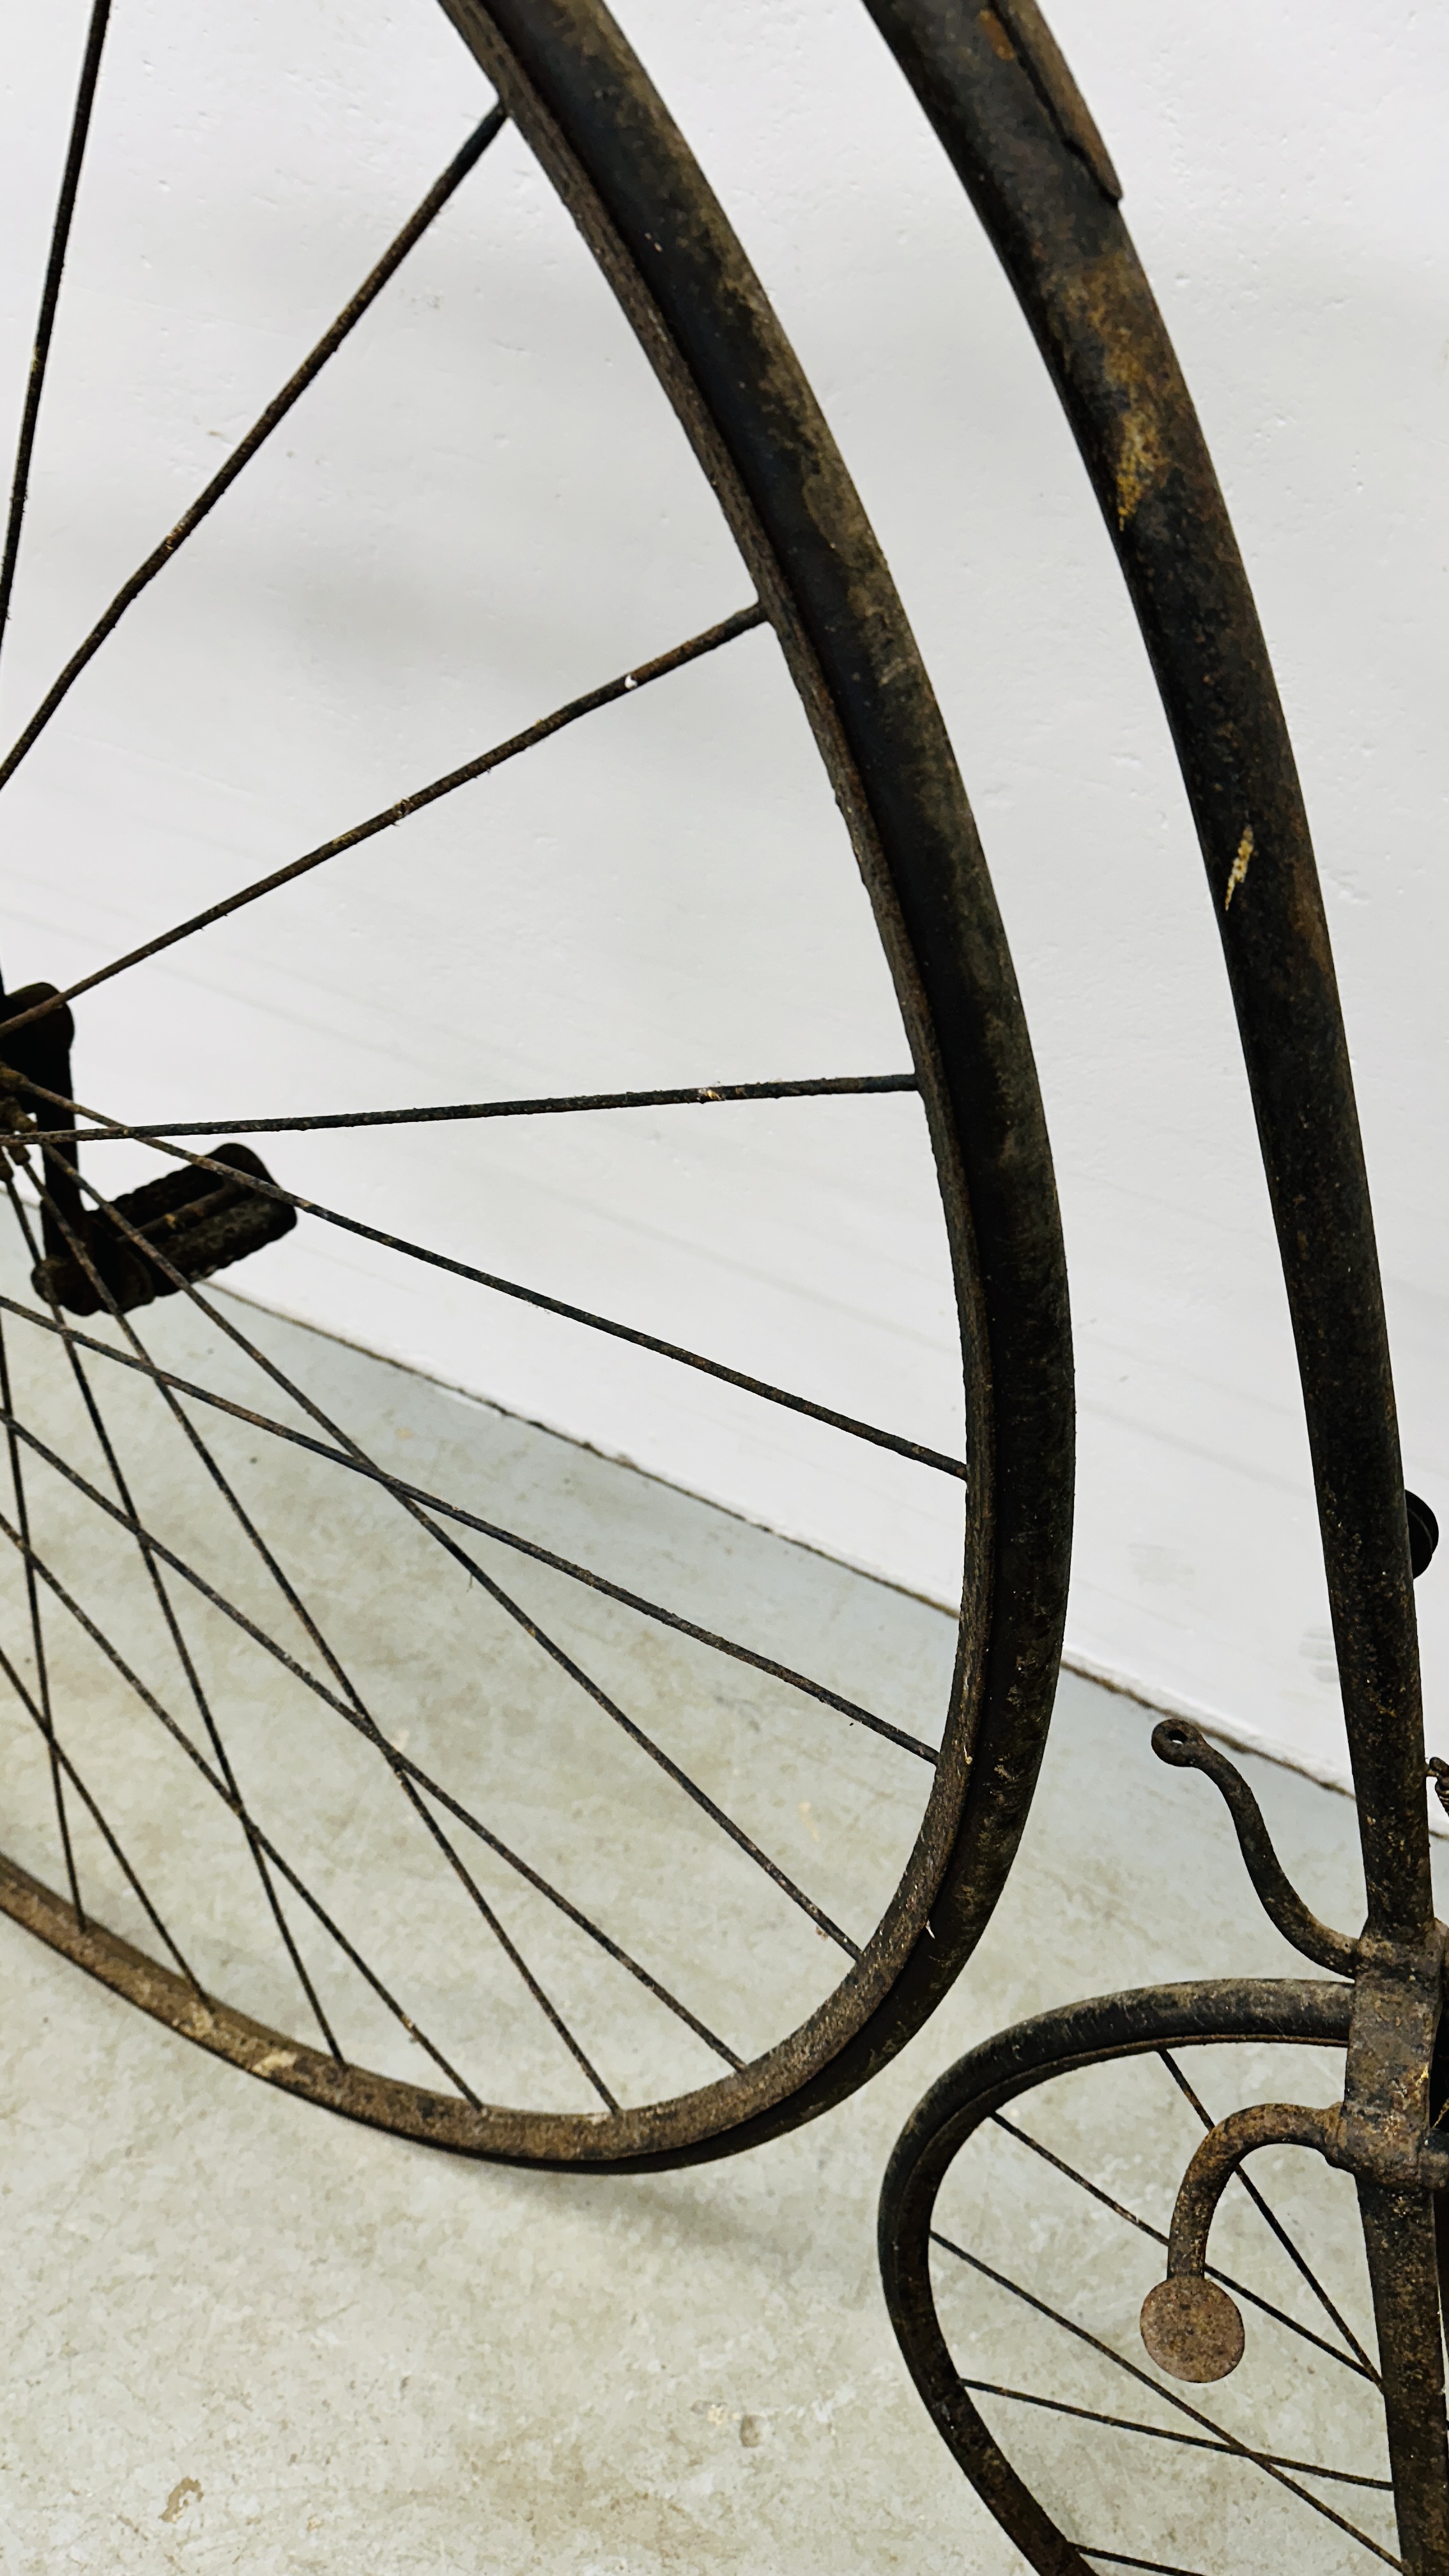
[0,0,1445,1793]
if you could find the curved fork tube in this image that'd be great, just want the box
[862,0,1428,1940]
[1358,2182,1449,2575]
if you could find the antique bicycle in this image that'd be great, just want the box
[870,6,1449,2570]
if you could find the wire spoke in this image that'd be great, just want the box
[0,1300,81,1916]
[0,73,564,2082]
[1080,2553,1211,2575]
[23,1070,919,1146]
[0,1480,485,2099]
[14,1158,751,2060]
[0,603,766,1026]
[16,1079,963,1475]
[402,1499,864,1959]
[8,1174,346,2056]
[0,102,509,788]
[0,1365,741,2068]
[990,2111,1377,2383]
[0,1627,199,1987]
[164,1140,954,1468]
[30,1166,399,1729]
[0,1221,711,2103]
[395,1771,617,2113]
[9,1123,862,2043]
[133,1377,613,2096]
[0,0,957,2133]
[958,2379,1390,2488]
[1159,2050,1377,2379]
[0,0,112,673]
[253,1828,483,2106]
[3,1355,862,1964]
[0,1282,938,1759]
[930,2230,1401,2566]
[28,1154,874,1951]
[22,1123,644,2097]
[408,1767,746,2067]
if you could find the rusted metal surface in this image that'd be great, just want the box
[0,1843,754,2169]
[1358,2183,1449,2569]
[884,1722,1449,2559]
[1144,2099,1339,2382]
[1138,2274,1246,2386]
[868,2,1449,2564]
[863,0,1427,1944]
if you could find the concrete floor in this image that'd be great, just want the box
[0,1277,1438,2572]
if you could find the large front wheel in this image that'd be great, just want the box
[0,0,1071,2170]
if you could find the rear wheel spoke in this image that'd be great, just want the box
[956,2379,1390,2488]
[931,2230,1399,2565]
[1079,2552,1211,2575]
[990,2109,1378,2383]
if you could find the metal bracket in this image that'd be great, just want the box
[1339,1925,1449,2192]
[1151,1719,1358,1976]
[1143,1727,1448,2382]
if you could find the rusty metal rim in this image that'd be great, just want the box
[878,1978,1356,2574]
[0,0,1073,2168]
[862,0,1426,1943]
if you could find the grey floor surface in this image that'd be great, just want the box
[0,1279,1434,2573]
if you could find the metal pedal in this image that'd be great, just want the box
[0,979,296,1317]
[31,1140,296,1316]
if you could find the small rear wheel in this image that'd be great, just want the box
[875,1978,1414,2573]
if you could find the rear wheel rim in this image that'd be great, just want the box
[878,1979,1407,2572]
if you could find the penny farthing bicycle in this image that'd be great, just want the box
[0,0,1073,2169]
[870,6,1449,2570]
